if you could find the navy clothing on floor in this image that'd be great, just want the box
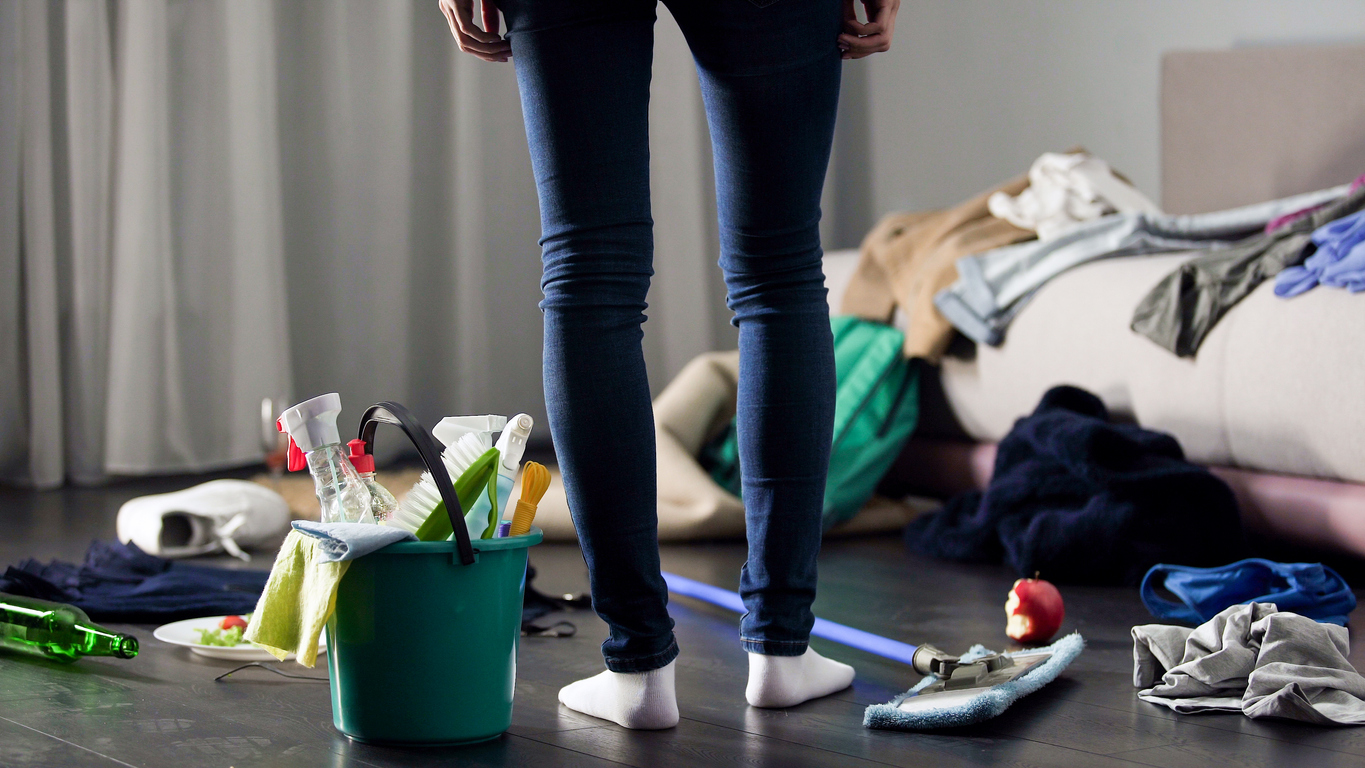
[904,386,1246,585]
[0,540,266,622]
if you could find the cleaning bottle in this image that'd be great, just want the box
[0,593,139,663]
[466,414,534,539]
[278,393,374,524]
[388,415,506,534]
[347,439,398,524]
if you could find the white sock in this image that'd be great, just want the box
[745,647,855,708]
[557,660,679,730]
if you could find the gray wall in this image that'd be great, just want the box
[852,0,1365,227]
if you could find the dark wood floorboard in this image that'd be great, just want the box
[2,473,1363,767]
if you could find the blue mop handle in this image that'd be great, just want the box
[662,571,919,666]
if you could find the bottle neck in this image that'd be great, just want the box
[78,624,139,659]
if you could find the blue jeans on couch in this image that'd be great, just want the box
[499,0,843,672]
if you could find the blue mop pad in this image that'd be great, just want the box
[864,633,1085,730]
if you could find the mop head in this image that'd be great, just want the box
[864,632,1085,730]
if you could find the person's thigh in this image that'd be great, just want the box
[666,0,843,300]
[499,0,659,299]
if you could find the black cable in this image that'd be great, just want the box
[214,661,329,682]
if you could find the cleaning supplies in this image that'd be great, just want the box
[278,394,374,524]
[291,521,415,562]
[388,415,504,535]
[865,635,1086,730]
[661,572,1084,731]
[509,461,549,537]
[411,448,502,542]
[1,593,139,662]
[347,439,399,523]
[243,530,347,667]
[466,414,535,538]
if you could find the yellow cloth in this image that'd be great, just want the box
[243,530,349,668]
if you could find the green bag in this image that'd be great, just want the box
[699,315,919,529]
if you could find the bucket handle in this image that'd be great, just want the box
[356,402,476,566]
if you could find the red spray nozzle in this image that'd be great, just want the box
[278,417,307,472]
[347,439,374,474]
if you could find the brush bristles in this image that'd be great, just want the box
[390,432,489,533]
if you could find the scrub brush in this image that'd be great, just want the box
[389,430,492,533]
[508,462,549,536]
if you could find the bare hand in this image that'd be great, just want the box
[438,0,510,63]
[838,0,899,60]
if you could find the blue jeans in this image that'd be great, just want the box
[500,0,842,673]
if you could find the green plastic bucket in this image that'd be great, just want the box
[325,530,542,745]
[324,401,542,745]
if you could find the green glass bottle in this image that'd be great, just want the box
[0,593,138,663]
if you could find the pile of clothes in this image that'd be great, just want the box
[1134,603,1365,726]
[902,385,1246,586]
[0,540,267,622]
[844,150,1365,358]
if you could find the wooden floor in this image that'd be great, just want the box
[2,473,1364,767]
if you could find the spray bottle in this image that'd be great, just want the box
[467,413,533,537]
[347,439,398,523]
[278,393,374,524]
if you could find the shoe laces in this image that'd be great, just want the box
[214,512,251,562]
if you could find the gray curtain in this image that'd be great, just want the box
[4,0,871,488]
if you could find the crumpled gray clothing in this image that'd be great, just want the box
[1132,602,1365,726]
[1132,184,1365,357]
[933,185,1348,346]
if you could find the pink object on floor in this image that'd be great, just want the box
[895,439,1365,560]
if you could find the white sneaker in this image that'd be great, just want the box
[116,480,291,561]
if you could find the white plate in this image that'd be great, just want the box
[153,616,327,661]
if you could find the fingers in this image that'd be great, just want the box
[838,0,897,60]
[838,30,890,59]
[481,0,500,38]
[438,0,510,62]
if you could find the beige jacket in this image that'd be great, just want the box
[842,176,1035,362]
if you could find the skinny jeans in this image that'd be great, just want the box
[500,0,842,672]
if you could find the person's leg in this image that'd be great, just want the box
[665,0,853,708]
[499,0,678,728]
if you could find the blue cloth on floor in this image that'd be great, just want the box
[0,540,266,622]
[904,386,1247,586]
[290,521,415,562]
[1141,559,1356,626]
[1275,209,1365,297]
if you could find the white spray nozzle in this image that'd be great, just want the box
[433,414,508,449]
[278,393,343,452]
[494,413,534,473]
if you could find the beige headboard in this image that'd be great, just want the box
[1161,44,1365,214]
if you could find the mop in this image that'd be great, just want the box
[662,572,1084,730]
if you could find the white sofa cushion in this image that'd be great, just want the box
[934,251,1365,484]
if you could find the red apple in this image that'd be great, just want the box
[1005,576,1064,644]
